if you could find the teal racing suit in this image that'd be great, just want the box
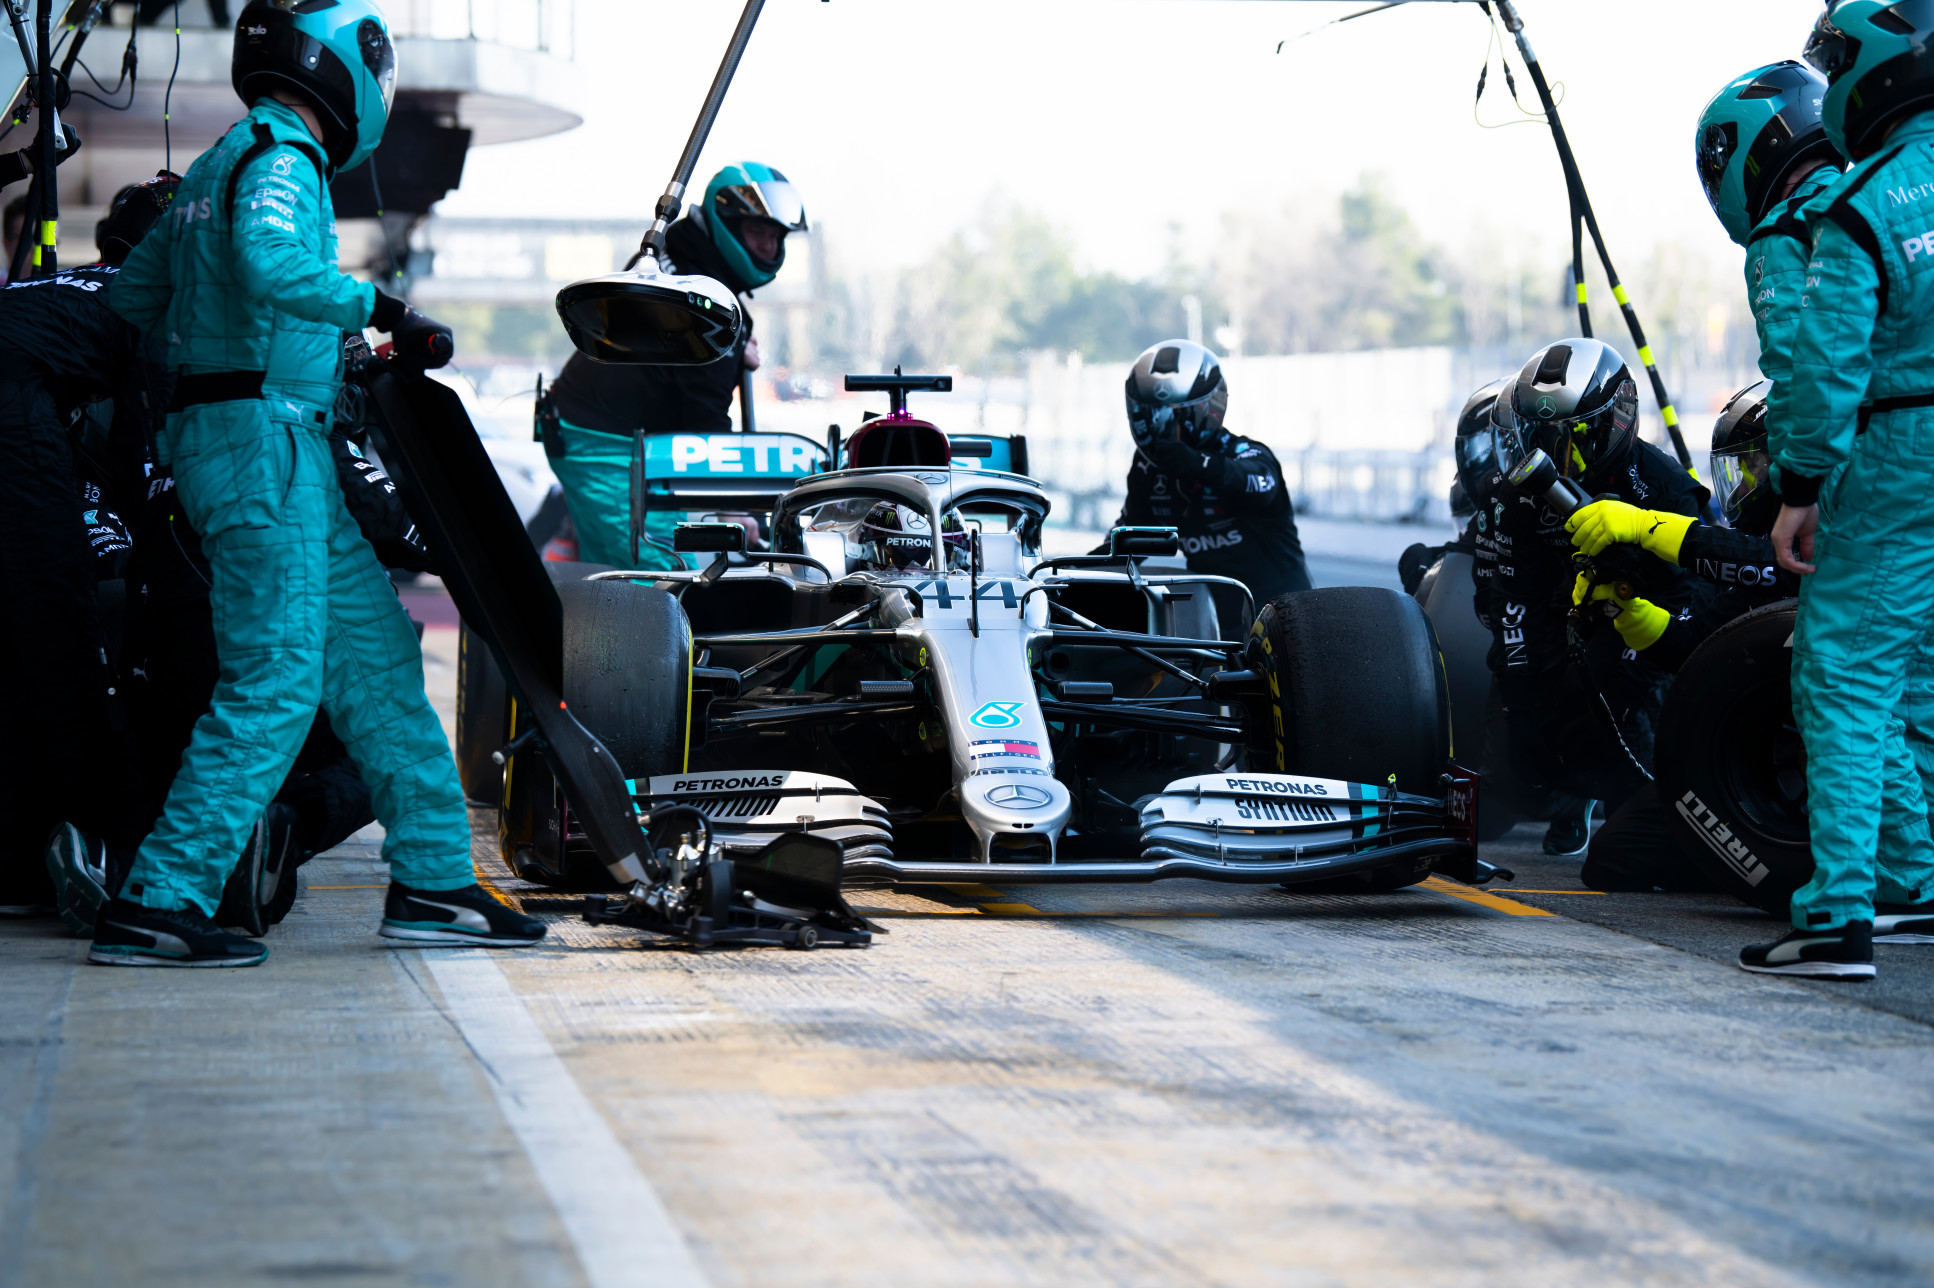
[110,99,471,914]
[1765,110,1934,932]
[1746,166,1842,384]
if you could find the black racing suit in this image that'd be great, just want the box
[1584,523,1797,892]
[544,215,754,440]
[1472,440,1708,811]
[1107,429,1311,632]
[0,264,166,897]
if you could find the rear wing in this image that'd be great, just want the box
[947,434,1029,476]
[631,430,830,515]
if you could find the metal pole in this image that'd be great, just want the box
[739,365,757,434]
[625,0,767,269]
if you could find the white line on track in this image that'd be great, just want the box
[426,950,709,1288]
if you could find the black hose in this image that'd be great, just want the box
[32,0,55,276]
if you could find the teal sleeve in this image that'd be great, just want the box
[110,206,173,333]
[1768,215,1878,504]
[230,144,374,331]
[1747,234,1805,385]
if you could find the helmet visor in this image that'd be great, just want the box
[1803,18,1857,81]
[717,178,808,233]
[1696,121,1737,211]
[1711,442,1770,525]
[1490,394,1524,472]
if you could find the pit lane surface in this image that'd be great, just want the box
[3,613,1931,1287]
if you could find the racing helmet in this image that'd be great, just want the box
[1125,339,1229,451]
[853,503,968,573]
[1509,338,1640,484]
[233,0,398,172]
[704,162,807,290]
[1454,377,1510,504]
[1710,380,1778,534]
[1805,0,1934,160]
[1695,61,1845,245]
[95,171,180,265]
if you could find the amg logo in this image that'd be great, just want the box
[1222,777,1329,796]
[1233,797,1335,823]
[672,775,786,791]
[1675,790,1770,887]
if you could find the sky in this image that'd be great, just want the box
[443,0,1829,282]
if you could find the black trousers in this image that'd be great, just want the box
[0,377,150,897]
[1582,783,1718,892]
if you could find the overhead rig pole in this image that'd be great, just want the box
[1486,0,1694,472]
[32,0,54,275]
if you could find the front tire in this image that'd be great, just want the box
[1655,601,1810,915]
[1247,587,1451,892]
[559,579,692,781]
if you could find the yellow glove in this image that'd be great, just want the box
[1581,582,1671,651]
[1566,499,1696,564]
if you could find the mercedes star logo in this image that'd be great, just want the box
[986,783,1053,810]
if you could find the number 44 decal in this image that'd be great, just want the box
[970,702,1025,729]
[911,579,1018,610]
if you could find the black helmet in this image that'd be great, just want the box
[1710,380,1777,534]
[95,171,181,265]
[1126,339,1228,451]
[1454,377,1510,505]
[1509,338,1640,484]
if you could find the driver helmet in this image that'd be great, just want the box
[1126,339,1229,452]
[703,161,808,290]
[95,170,180,265]
[853,503,968,573]
[232,0,397,172]
[1710,380,1778,534]
[1695,61,1844,246]
[1509,338,1640,485]
[1454,377,1510,505]
[1806,0,1934,161]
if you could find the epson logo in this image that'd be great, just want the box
[672,775,785,791]
[1675,790,1770,886]
[1222,777,1329,797]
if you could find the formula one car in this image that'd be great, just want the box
[455,373,1487,898]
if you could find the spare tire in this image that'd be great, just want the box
[1247,587,1451,891]
[559,579,692,780]
[1655,600,1809,915]
[454,560,612,803]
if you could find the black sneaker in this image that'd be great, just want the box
[1739,921,1874,980]
[380,882,547,947]
[1543,801,1595,857]
[215,805,300,938]
[45,823,109,936]
[1875,901,1934,944]
[88,898,270,968]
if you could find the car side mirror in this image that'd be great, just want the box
[1107,526,1180,558]
[672,522,749,555]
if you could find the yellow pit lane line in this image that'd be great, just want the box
[1419,875,1556,917]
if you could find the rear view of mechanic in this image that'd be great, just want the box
[1108,339,1309,632]
[1481,338,1706,856]
[92,0,542,967]
[0,176,175,915]
[1564,384,1797,891]
[541,162,807,569]
[1741,3,1934,981]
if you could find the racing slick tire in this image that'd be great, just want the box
[455,561,611,803]
[1247,586,1451,892]
[1654,601,1810,915]
[559,578,692,781]
[1413,550,1520,842]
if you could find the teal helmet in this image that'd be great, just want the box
[233,0,398,172]
[1805,0,1934,160]
[1695,61,1844,245]
[703,161,807,290]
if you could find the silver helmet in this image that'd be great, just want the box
[1125,339,1229,450]
[1508,338,1640,482]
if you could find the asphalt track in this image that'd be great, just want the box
[1,619,1929,1286]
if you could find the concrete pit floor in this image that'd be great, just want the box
[1,621,1930,1288]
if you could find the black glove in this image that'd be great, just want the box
[368,290,454,371]
[1141,435,1201,477]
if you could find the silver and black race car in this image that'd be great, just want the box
[454,373,1488,902]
